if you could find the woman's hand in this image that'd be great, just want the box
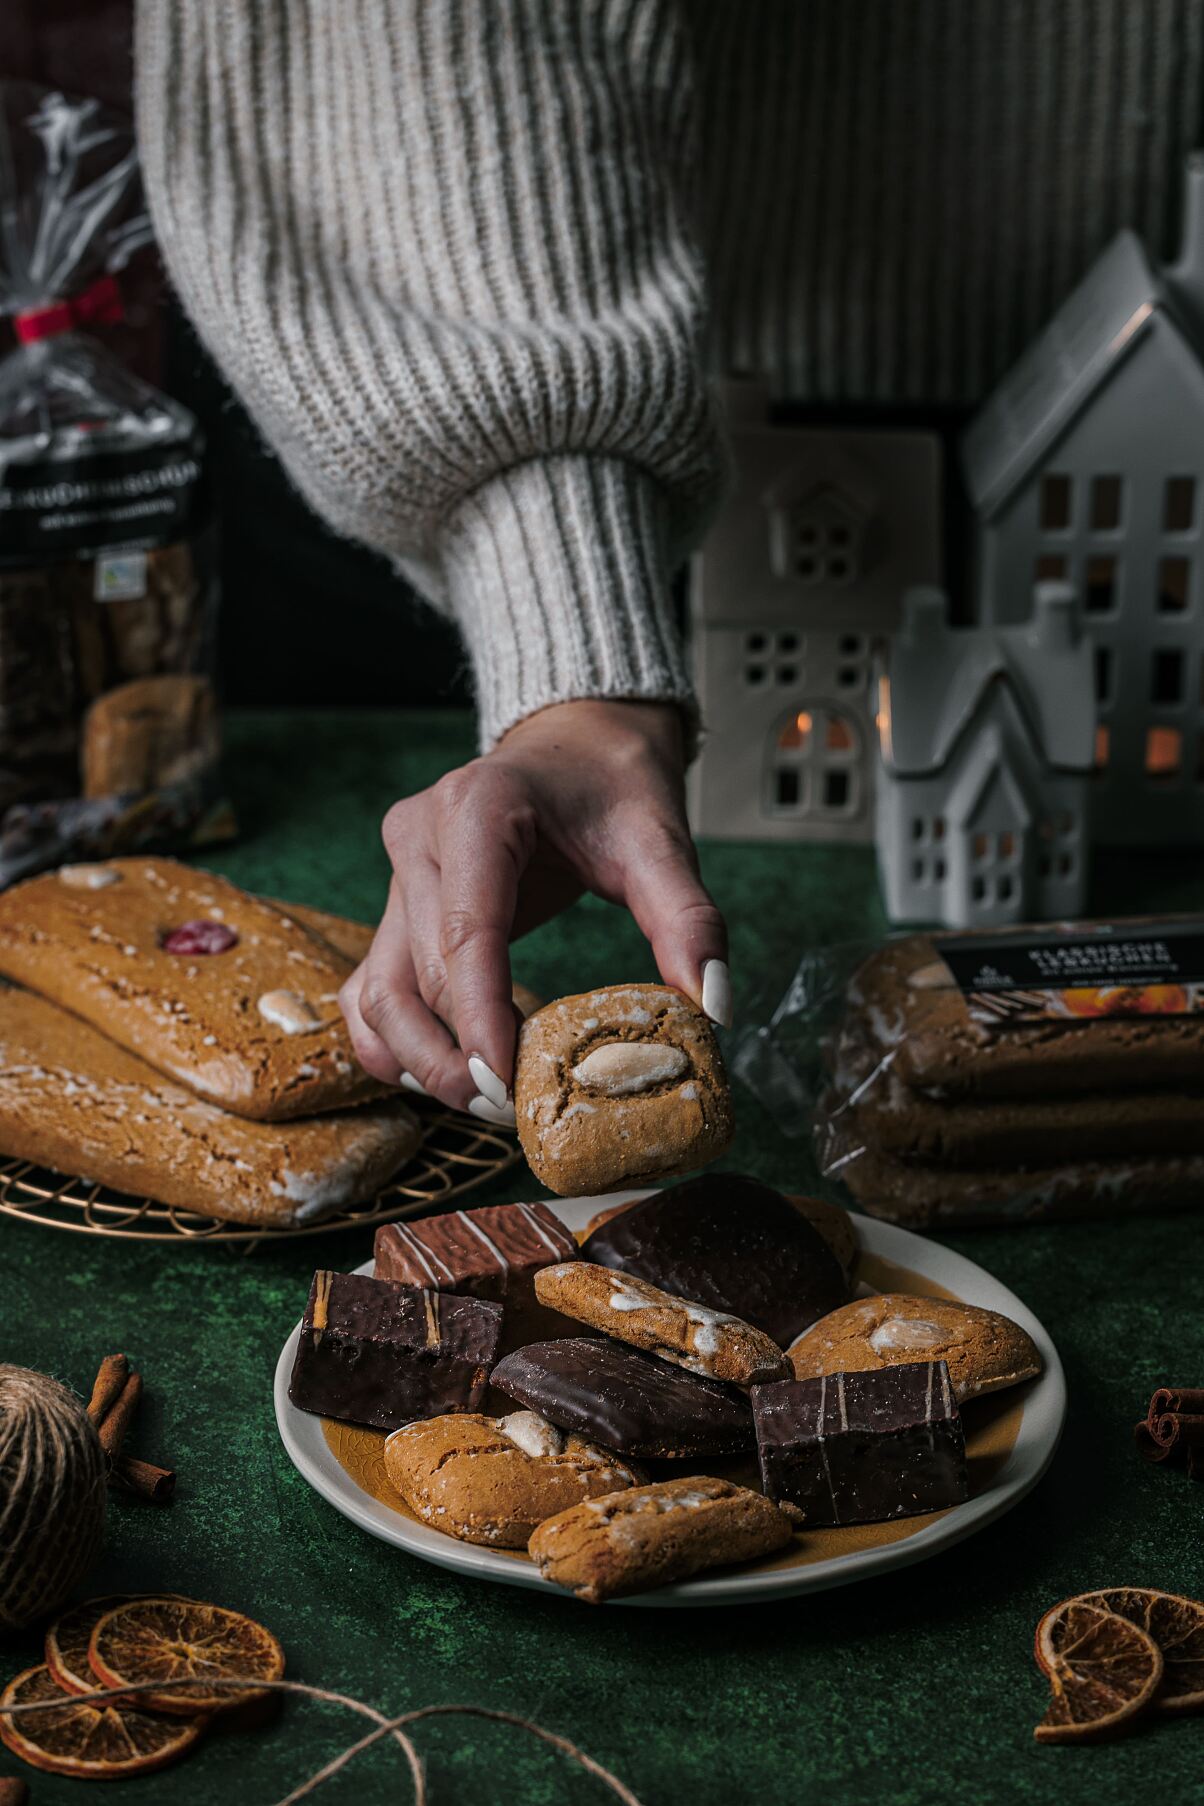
[339,699,731,1123]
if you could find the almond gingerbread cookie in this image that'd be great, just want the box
[383,1410,644,1547]
[528,1475,800,1603]
[534,1261,789,1388]
[786,1293,1043,1403]
[514,984,734,1194]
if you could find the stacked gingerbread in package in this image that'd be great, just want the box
[0,84,231,886]
[818,920,1204,1225]
[0,857,425,1228]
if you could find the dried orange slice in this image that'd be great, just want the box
[88,1597,285,1716]
[46,1594,136,1698]
[1033,1598,1163,1743]
[1037,1587,1204,1715]
[0,1664,204,1779]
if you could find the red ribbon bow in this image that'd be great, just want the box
[13,273,124,345]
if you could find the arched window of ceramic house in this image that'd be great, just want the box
[766,707,859,816]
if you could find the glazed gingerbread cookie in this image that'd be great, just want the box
[514,984,734,1194]
[786,1293,1043,1403]
[528,1475,800,1603]
[534,1262,789,1388]
[383,1409,643,1548]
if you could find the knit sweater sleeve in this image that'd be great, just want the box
[134,0,722,747]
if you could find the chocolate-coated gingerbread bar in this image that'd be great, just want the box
[289,1271,502,1430]
[580,1173,847,1347]
[752,1362,968,1525]
[845,933,1204,1100]
[490,1336,755,1458]
[374,1202,580,1351]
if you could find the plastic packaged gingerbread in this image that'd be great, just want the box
[0,83,233,887]
[729,916,1204,1228]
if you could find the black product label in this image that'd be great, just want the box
[939,919,1204,1023]
[0,434,207,566]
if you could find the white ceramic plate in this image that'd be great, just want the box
[273,1195,1066,1607]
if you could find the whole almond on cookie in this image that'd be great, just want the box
[536,1262,789,1388]
[514,984,734,1195]
[786,1293,1042,1403]
[383,1410,644,1547]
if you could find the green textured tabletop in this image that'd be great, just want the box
[4,709,1204,1806]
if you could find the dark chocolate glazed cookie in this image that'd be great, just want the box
[490,1336,754,1458]
[580,1173,848,1347]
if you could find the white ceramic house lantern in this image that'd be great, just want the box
[963,152,1204,848]
[687,386,942,843]
[875,583,1095,928]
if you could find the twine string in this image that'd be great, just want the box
[2,1677,643,1805]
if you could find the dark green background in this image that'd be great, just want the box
[4,710,1203,1806]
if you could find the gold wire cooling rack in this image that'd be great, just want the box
[0,1106,521,1248]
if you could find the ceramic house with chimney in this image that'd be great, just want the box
[874,583,1095,928]
[963,152,1204,847]
[687,389,942,842]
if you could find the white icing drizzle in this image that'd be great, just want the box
[868,1318,945,1355]
[516,1203,571,1257]
[458,1210,509,1273]
[390,1223,443,1286]
[816,1374,841,1525]
[604,1277,738,1361]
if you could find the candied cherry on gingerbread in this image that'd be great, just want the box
[161,919,239,955]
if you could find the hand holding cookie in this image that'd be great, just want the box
[336,699,731,1125]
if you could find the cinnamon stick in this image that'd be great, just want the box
[112,1454,176,1503]
[1152,1413,1204,1458]
[1147,1387,1204,1428]
[86,1352,129,1426]
[97,1371,142,1461]
[1134,1419,1172,1463]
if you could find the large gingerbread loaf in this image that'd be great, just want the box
[0,859,384,1121]
[0,987,420,1226]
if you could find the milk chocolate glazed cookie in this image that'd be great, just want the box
[515,985,734,1194]
[786,1294,1042,1403]
[383,1410,644,1547]
[529,1476,799,1603]
[535,1262,790,1387]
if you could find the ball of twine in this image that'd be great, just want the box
[0,1365,106,1631]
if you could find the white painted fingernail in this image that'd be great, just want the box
[467,1054,508,1110]
[399,1072,429,1096]
[700,958,733,1028]
[468,1094,517,1128]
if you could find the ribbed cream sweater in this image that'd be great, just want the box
[134,1,1204,746]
